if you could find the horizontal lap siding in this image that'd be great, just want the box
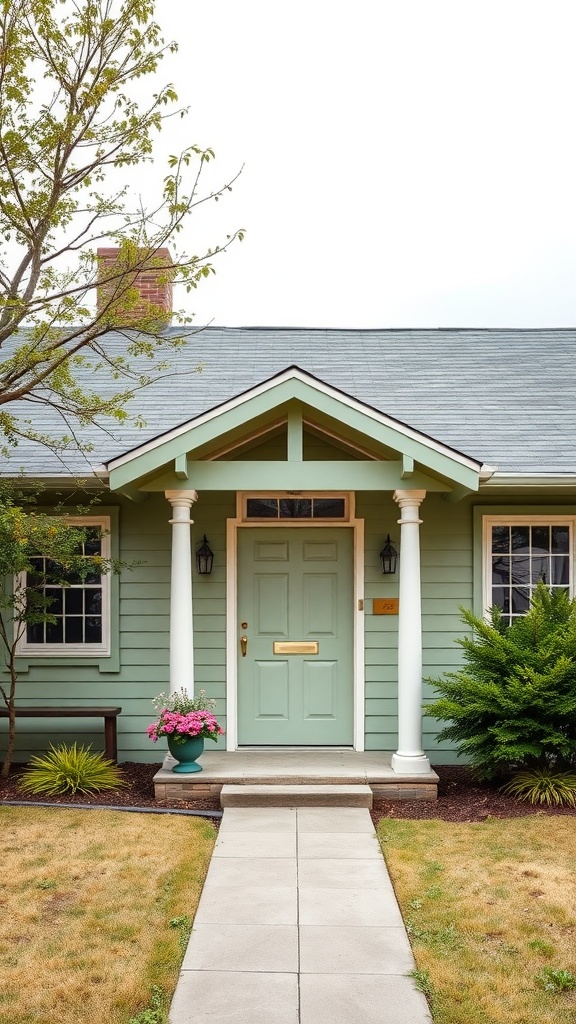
[3,484,475,765]
[358,493,472,761]
[0,494,234,764]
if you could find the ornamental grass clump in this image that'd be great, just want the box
[500,769,576,806]
[146,688,223,745]
[426,583,576,781]
[19,742,125,795]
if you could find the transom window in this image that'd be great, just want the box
[484,516,574,625]
[16,517,111,657]
[245,496,347,520]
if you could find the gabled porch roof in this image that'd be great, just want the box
[107,366,484,499]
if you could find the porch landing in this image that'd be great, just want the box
[153,749,439,805]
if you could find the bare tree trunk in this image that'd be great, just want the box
[1,650,17,779]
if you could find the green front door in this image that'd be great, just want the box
[237,527,354,745]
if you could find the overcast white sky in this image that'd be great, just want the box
[145,0,576,328]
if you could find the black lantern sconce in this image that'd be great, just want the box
[379,535,398,575]
[196,535,214,575]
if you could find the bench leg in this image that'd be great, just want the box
[104,716,118,763]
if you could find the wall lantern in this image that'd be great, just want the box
[196,535,214,575]
[379,535,398,575]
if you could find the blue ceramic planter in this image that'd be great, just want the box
[167,734,205,773]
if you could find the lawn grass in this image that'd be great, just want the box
[0,806,217,1024]
[377,816,576,1024]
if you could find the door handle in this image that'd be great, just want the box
[240,635,248,657]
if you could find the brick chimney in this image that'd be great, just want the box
[96,247,174,326]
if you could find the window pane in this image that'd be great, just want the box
[510,557,530,585]
[46,619,63,643]
[491,526,509,553]
[510,527,530,552]
[511,587,530,614]
[531,556,550,584]
[491,587,508,610]
[45,588,63,615]
[64,617,83,644]
[246,498,278,518]
[492,557,510,585]
[312,498,346,518]
[552,526,570,553]
[531,526,550,553]
[64,589,83,614]
[84,590,102,615]
[27,622,44,643]
[552,556,570,585]
[84,529,102,556]
[85,617,102,643]
[279,499,312,518]
[83,569,102,585]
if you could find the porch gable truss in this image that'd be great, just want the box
[106,368,482,496]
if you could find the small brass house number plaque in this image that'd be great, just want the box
[273,641,319,655]
[373,598,399,615]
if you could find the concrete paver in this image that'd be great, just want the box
[169,807,431,1024]
[299,974,431,1024]
[298,885,405,927]
[299,926,415,975]
[169,972,299,1024]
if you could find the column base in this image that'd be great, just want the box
[391,752,431,775]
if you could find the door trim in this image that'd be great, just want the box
[225,505,365,751]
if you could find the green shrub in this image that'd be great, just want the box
[18,743,125,796]
[426,584,576,779]
[501,769,576,806]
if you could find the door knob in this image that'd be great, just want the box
[240,635,248,657]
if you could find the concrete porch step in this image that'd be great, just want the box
[220,783,373,808]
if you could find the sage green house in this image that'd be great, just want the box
[3,323,576,774]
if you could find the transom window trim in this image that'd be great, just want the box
[15,515,111,658]
[482,514,575,623]
[239,491,353,523]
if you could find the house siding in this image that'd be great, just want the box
[3,487,574,765]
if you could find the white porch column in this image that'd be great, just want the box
[166,490,198,695]
[391,489,431,774]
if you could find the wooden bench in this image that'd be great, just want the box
[0,706,122,762]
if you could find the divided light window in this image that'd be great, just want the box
[485,516,573,626]
[16,517,111,657]
[245,497,347,520]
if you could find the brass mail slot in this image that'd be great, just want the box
[273,641,319,655]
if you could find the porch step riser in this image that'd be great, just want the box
[220,784,373,808]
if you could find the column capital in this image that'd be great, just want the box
[393,489,426,509]
[165,489,198,509]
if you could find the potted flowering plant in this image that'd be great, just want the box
[147,688,223,774]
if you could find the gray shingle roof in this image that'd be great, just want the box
[3,327,575,476]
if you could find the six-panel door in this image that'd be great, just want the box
[237,527,353,744]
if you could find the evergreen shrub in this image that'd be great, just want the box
[426,583,576,779]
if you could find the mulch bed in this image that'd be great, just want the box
[1,762,575,821]
[0,761,222,813]
[371,764,576,825]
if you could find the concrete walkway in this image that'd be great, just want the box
[169,807,431,1024]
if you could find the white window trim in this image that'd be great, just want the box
[15,515,111,658]
[482,514,575,617]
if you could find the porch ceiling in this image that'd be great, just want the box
[107,367,482,497]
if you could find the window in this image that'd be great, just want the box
[244,496,348,520]
[15,516,111,657]
[483,515,574,625]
